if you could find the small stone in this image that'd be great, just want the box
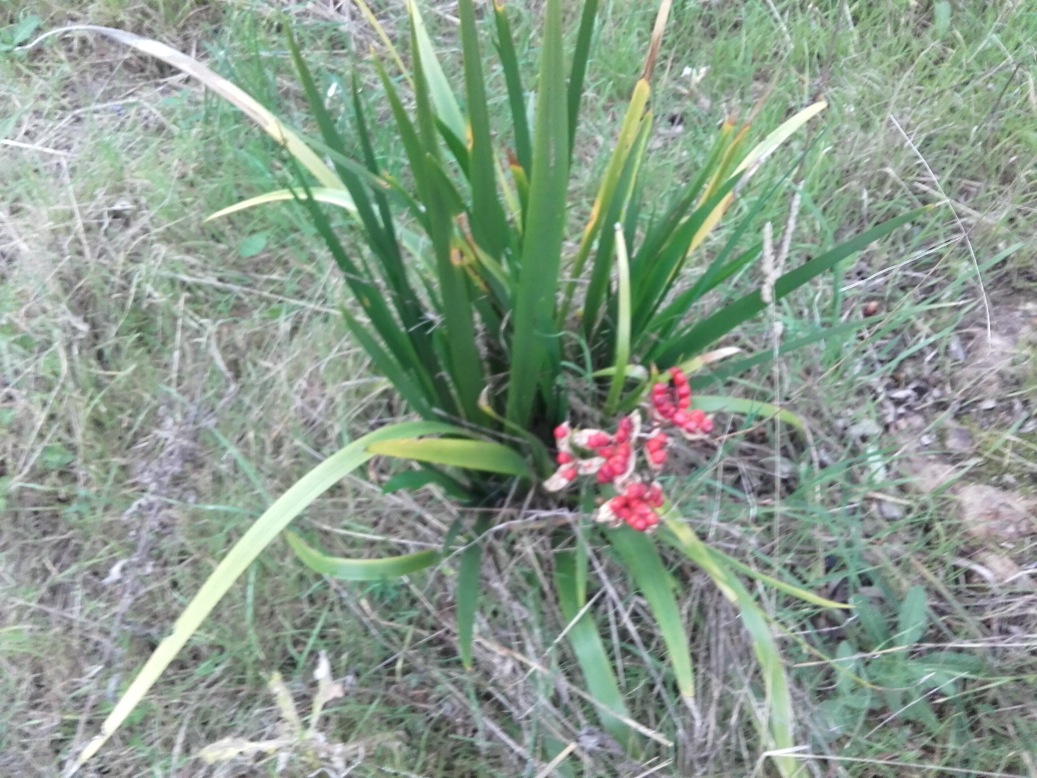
[877,499,905,520]
[948,335,967,362]
[943,425,974,454]
[848,419,882,441]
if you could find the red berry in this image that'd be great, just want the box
[647,432,668,450]
[672,410,688,427]
[560,465,578,482]
[554,424,569,439]
[556,451,573,464]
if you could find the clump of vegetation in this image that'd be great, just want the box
[8,0,1033,776]
[45,2,915,774]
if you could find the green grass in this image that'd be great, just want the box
[2,1,1036,776]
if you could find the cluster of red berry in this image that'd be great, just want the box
[550,415,638,488]
[650,366,714,437]
[544,366,714,533]
[601,480,666,532]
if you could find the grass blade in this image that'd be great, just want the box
[688,395,807,434]
[457,516,491,668]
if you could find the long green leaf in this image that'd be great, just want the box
[733,581,798,778]
[206,187,355,221]
[407,0,466,143]
[566,0,599,158]
[608,528,695,699]
[581,114,652,341]
[505,0,569,426]
[68,420,463,773]
[402,28,486,423]
[661,518,798,777]
[366,438,533,478]
[713,549,850,610]
[30,26,342,191]
[293,178,444,413]
[652,208,927,365]
[630,175,742,336]
[493,0,531,172]
[344,80,453,401]
[459,0,507,261]
[689,395,807,434]
[285,531,439,581]
[554,549,632,749]
[733,101,827,177]
[604,224,633,416]
[560,78,651,327]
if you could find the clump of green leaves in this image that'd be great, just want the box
[820,585,984,739]
[36,1,922,775]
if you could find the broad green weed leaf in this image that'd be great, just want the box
[850,594,891,648]
[1,14,42,50]
[237,233,267,258]
[895,585,929,647]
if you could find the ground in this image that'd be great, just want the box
[2,1,1036,776]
